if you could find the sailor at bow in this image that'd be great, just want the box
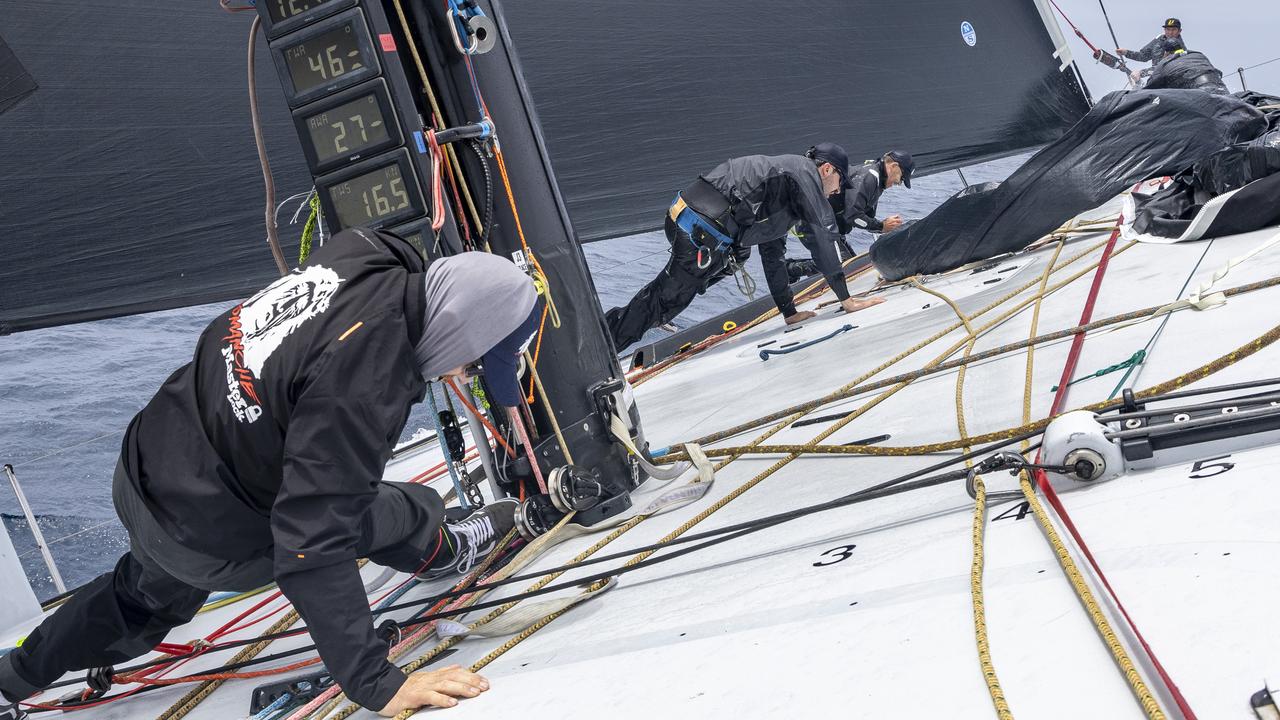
[604,143,884,350]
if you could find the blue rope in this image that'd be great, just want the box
[760,325,854,361]
[425,382,472,510]
[247,692,292,720]
[1051,349,1146,392]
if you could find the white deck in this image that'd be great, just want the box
[6,207,1280,719]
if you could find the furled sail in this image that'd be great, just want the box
[0,0,1088,334]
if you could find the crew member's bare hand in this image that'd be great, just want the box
[1116,48,1127,55]
[378,665,490,716]
[881,215,904,233]
[841,296,885,314]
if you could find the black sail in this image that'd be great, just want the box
[0,0,1088,334]
[500,0,1091,243]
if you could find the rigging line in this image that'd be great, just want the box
[681,250,1280,452]
[78,430,1031,691]
[1036,218,1194,719]
[445,378,515,457]
[425,382,472,509]
[917,272,1015,718]
[9,431,119,468]
[507,406,548,494]
[245,14,289,277]
[524,359,574,465]
[424,244,1126,682]
[1095,0,1123,55]
[1240,55,1280,72]
[15,518,119,558]
[1107,238,1216,398]
[1047,0,1100,53]
[50,318,1280,700]
[689,236,1122,446]
[388,0,484,231]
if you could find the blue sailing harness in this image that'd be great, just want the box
[669,194,736,269]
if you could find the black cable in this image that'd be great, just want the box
[48,428,1042,694]
[38,375,1280,694]
[1096,0,1123,53]
[468,139,494,246]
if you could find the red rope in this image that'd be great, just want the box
[445,378,517,457]
[426,131,447,232]
[1036,218,1199,719]
[1047,0,1101,54]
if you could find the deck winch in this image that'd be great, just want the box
[1040,388,1280,491]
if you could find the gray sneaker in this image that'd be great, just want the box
[419,498,518,580]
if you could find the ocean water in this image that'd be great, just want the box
[0,154,1025,599]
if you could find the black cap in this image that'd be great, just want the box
[1163,17,1181,29]
[809,142,852,188]
[885,150,915,188]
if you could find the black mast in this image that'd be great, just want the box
[256,0,644,526]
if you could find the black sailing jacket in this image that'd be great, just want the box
[839,160,887,233]
[122,228,427,709]
[1122,34,1186,66]
[701,154,850,300]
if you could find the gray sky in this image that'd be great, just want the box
[1052,0,1280,96]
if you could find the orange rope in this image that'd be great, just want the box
[445,378,516,457]
[115,658,321,687]
[525,303,550,403]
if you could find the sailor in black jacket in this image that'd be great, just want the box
[841,150,914,236]
[604,143,883,350]
[1118,18,1186,67]
[0,229,543,716]
[784,150,915,302]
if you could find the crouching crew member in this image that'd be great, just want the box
[605,143,884,349]
[0,230,546,717]
[784,150,915,296]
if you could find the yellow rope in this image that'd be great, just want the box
[387,241,1124,716]
[387,238,1280,718]
[1018,471,1166,719]
[912,274,1013,718]
[155,611,301,720]
[389,0,483,232]
[195,584,275,614]
[1012,236,1166,718]
[383,315,1280,720]
[525,357,573,464]
[410,246,1114,698]
[694,236,1128,446]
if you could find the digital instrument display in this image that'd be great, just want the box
[259,0,355,39]
[272,9,378,106]
[294,80,400,173]
[320,150,425,230]
[265,0,341,23]
[389,220,433,261]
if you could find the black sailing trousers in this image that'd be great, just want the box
[604,216,798,350]
[0,460,444,703]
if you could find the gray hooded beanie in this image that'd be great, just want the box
[414,252,538,380]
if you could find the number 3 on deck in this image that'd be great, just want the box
[814,544,857,567]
